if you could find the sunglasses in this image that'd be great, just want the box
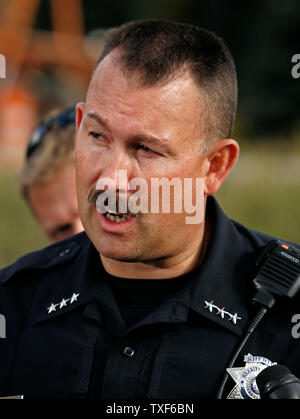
[26,107,76,160]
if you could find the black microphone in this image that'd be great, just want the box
[256,365,300,399]
[217,240,300,399]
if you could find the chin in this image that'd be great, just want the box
[100,249,141,263]
[93,240,140,262]
[86,223,151,262]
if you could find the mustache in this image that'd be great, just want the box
[87,188,124,205]
[87,188,102,206]
[87,188,140,216]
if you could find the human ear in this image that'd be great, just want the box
[75,102,85,132]
[204,139,239,196]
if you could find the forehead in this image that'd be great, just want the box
[86,52,204,136]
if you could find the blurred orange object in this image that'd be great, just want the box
[0,85,38,166]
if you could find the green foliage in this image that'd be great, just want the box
[216,144,300,244]
[0,171,48,269]
[217,180,300,244]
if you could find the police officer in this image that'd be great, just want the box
[0,20,299,399]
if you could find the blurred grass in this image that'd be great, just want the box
[0,142,299,269]
[215,142,300,244]
[0,170,48,269]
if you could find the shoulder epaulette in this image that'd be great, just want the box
[0,232,89,285]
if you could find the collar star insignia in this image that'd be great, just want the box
[204,300,214,312]
[70,293,80,304]
[59,298,68,309]
[204,299,242,324]
[216,307,226,318]
[228,312,242,324]
[46,292,80,314]
[47,303,57,314]
[227,353,277,399]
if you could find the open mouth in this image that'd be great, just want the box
[104,211,129,223]
[103,209,137,223]
[93,194,138,223]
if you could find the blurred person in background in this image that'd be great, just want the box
[19,107,83,242]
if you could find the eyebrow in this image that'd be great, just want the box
[85,111,173,153]
[86,112,110,130]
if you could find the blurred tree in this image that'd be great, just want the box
[180,0,300,138]
[35,0,300,139]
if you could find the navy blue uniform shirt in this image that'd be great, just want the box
[0,196,299,399]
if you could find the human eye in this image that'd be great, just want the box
[136,144,155,154]
[88,131,104,140]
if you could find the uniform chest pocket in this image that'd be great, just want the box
[147,325,239,399]
[10,313,100,398]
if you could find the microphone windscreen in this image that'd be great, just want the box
[256,364,290,391]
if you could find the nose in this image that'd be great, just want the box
[97,149,134,192]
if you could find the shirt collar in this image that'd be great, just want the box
[35,197,256,336]
[34,239,100,324]
[177,196,255,336]
[35,239,127,334]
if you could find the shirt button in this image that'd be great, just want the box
[123,347,135,358]
[59,249,70,257]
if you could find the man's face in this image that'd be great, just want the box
[75,52,209,263]
[29,164,83,242]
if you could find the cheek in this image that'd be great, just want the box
[75,145,98,187]
[75,145,85,176]
[145,211,189,233]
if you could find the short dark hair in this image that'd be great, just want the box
[94,19,238,149]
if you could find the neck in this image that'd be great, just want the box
[100,216,212,280]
